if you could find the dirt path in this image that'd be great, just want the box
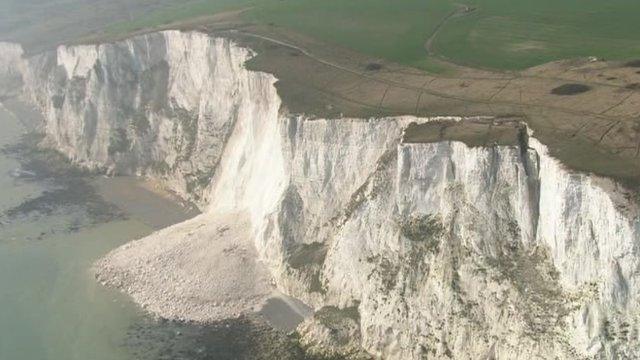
[228,29,634,126]
[227,29,363,78]
[425,4,475,56]
[224,26,640,185]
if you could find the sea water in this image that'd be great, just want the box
[0,103,313,360]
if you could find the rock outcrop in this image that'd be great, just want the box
[2,31,640,359]
[5,32,277,205]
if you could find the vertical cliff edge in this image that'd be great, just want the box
[1,31,639,359]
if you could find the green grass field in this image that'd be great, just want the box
[434,0,640,70]
[246,0,457,69]
[103,0,253,36]
[104,0,640,71]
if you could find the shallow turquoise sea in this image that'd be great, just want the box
[0,103,312,360]
[0,103,155,360]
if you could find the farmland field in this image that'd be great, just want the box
[246,0,457,70]
[102,0,253,37]
[93,0,640,71]
[433,0,640,70]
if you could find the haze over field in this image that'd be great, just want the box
[4,0,640,69]
[0,0,184,52]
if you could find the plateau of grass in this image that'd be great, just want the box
[104,0,253,36]
[103,0,640,71]
[246,0,457,70]
[433,0,640,70]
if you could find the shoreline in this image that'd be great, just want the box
[92,176,199,230]
[1,97,199,231]
[94,210,313,329]
[2,96,313,339]
[1,96,316,358]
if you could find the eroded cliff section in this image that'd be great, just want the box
[3,32,278,205]
[2,31,640,359]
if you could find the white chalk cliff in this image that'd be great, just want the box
[1,31,639,359]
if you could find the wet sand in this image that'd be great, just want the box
[1,97,318,359]
[93,176,200,230]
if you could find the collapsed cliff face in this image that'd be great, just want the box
[3,31,640,359]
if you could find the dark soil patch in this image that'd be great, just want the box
[625,83,640,90]
[286,242,327,269]
[550,83,591,96]
[365,63,383,71]
[625,60,640,68]
[606,77,617,81]
[285,242,329,295]
[124,316,339,360]
[403,117,525,147]
[0,133,126,235]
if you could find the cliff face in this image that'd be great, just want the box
[11,32,278,204]
[3,31,640,359]
[0,42,23,97]
[260,120,640,359]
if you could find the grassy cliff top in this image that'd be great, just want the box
[5,0,640,187]
[92,0,640,71]
[403,118,526,147]
[6,0,640,71]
